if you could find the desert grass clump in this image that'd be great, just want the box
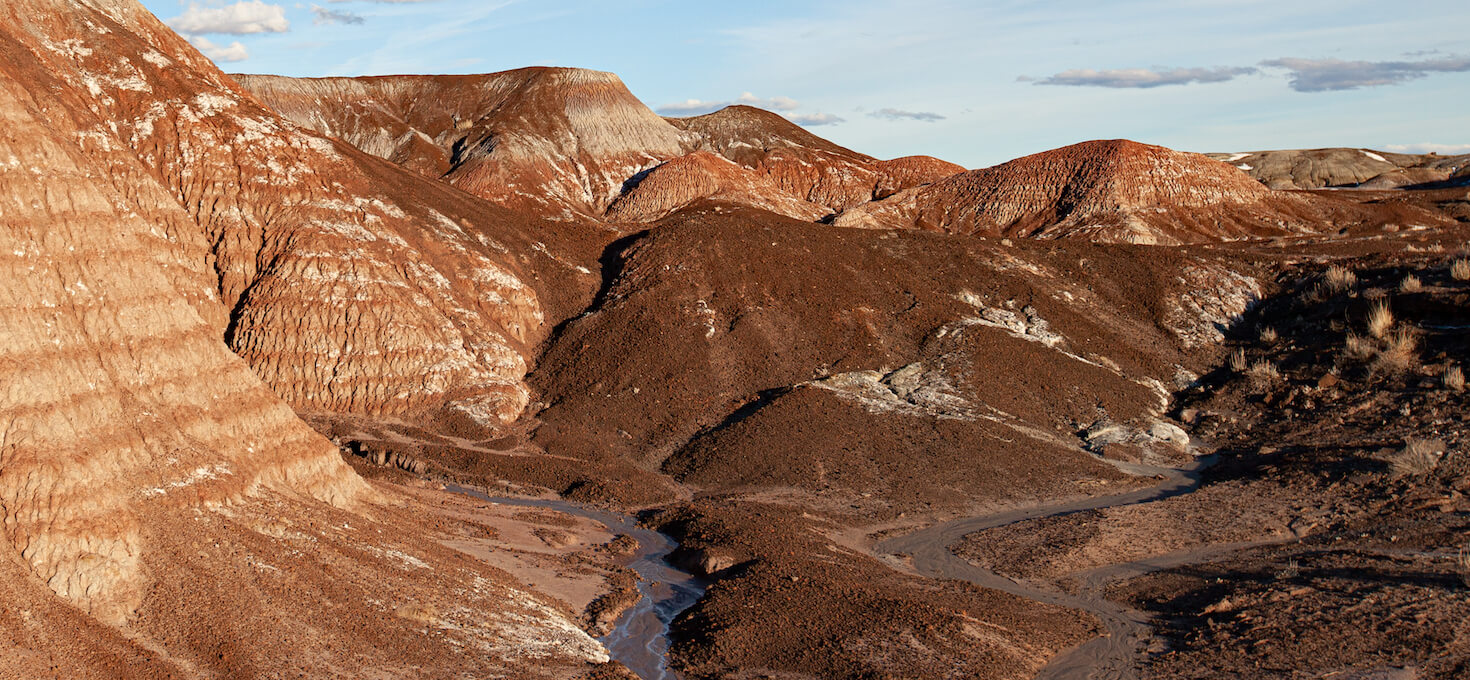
[1372,328,1419,376]
[1452,259,1470,281]
[1385,438,1445,478]
[1458,546,1470,588]
[1259,326,1279,345]
[1343,333,1376,362]
[1367,301,1394,339]
[1324,264,1358,292]
[1229,347,1248,373]
[1399,274,1423,293]
[1248,360,1280,391]
[1444,365,1465,392]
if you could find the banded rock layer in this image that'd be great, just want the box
[0,2,610,676]
[19,0,597,427]
[0,0,365,624]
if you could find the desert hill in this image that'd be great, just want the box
[238,75,965,223]
[832,139,1452,244]
[0,1,618,676]
[668,104,966,211]
[1207,147,1470,189]
[28,11,612,430]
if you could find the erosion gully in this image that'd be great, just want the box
[447,485,704,680]
[877,455,1292,680]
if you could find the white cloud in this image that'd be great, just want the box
[1033,66,1256,88]
[785,112,845,126]
[187,35,250,62]
[168,1,290,35]
[869,108,945,122]
[1261,56,1470,92]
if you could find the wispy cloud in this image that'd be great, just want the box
[785,112,845,126]
[312,5,364,25]
[1031,66,1256,88]
[1261,55,1470,91]
[657,92,800,116]
[187,35,250,62]
[168,1,289,35]
[869,108,945,122]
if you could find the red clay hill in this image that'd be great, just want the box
[0,0,620,676]
[238,75,965,223]
[834,139,1356,243]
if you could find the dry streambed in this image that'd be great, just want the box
[877,456,1267,679]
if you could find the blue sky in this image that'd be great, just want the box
[139,0,1470,168]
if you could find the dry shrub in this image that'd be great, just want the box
[1248,360,1280,391]
[1367,301,1394,339]
[1445,365,1465,392]
[1452,259,1470,281]
[1324,264,1358,292]
[1459,546,1470,588]
[1372,328,1419,375]
[1385,438,1444,478]
[1229,347,1248,373]
[1343,333,1376,362]
[1399,274,1422,293]
[1259,326,1279,344]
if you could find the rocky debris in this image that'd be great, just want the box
[1205,148,1470,190]
[347,440,431,475]
[834,139,1355,244]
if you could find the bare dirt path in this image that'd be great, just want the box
[874,455,1298,680]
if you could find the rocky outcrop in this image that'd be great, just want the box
[19,2,601,427]
[238,79,965,223]
[834,139,1324,244]
[0,0,367,624]
[0,2,613,676]
[1205,148,1470,190]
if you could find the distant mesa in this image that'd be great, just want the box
[1205,147,1470,190]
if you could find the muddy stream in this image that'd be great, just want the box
[448,485,704,680]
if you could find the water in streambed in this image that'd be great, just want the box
[447,485,704,680]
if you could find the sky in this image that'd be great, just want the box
[138,0,1470,168]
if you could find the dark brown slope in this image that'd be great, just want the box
[532,202,1259,506]
[515,201,1282,677]
[834,139,1451,244]
[1206,147,1470,189]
